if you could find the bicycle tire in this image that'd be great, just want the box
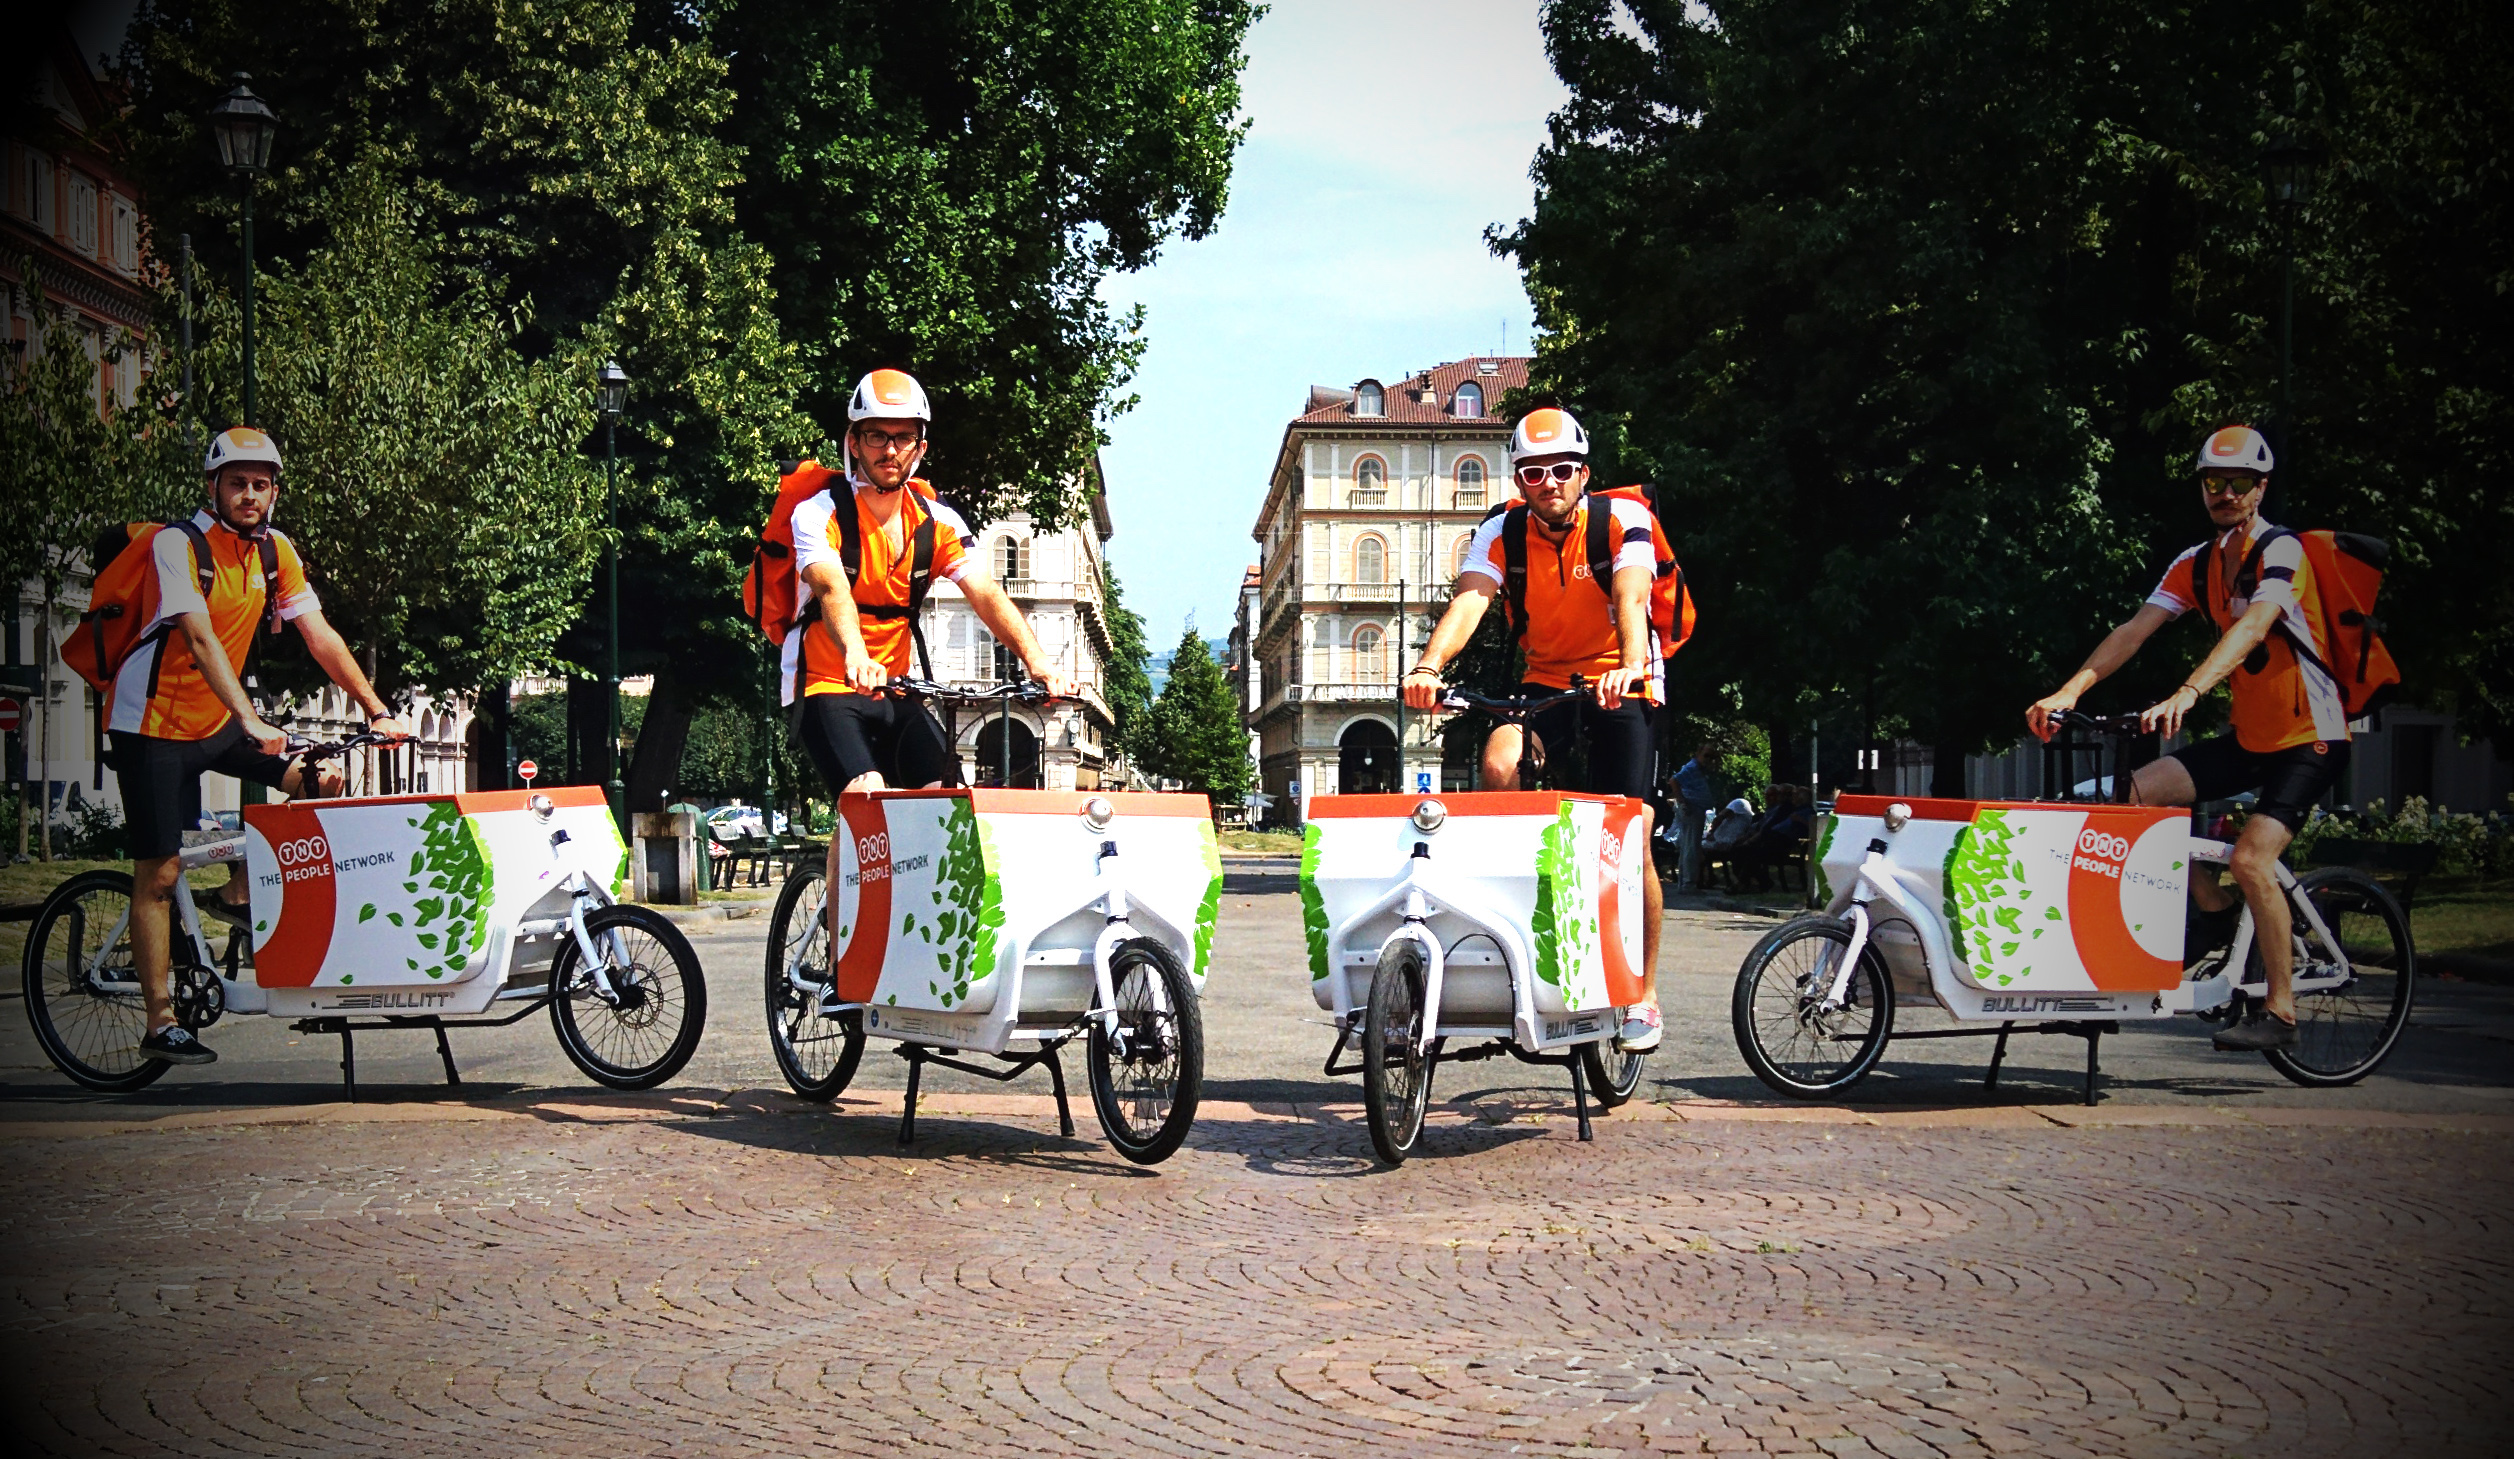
[1580,1039,1647,1108]
[21,870,167,1092]
[1085,937,1204,1164]
[2261,867,2415,1088]
[764,864,863,1100]
[550,904,708,1090]
[1362,939,1434,1165]
[1731,914,1894,1099]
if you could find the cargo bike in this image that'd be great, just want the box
[1731,711,2416,1104]
[1305,687,1654,1166]
[21,733,707,1096]
[761,680,1220,1165]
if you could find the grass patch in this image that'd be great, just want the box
[1,859,243,969]
[1217,828,1303,855]
[2410,875,2514,960]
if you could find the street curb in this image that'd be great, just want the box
[6,1086,2511,1139]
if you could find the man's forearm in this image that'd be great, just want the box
[2185,603,2281,696]
[1412,589,1492,672]
[297,615,389,720]
[803,567,872,658]
[1613,573,1649,670]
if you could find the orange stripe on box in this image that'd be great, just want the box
[1307,791,1648,818]
[850,788,1215,818]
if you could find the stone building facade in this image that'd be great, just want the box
[1243,356,1527,821]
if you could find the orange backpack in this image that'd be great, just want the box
[62,520,278,694]
[2191,527,2401,718]
[1491,484,1697,660]
[740,460,944,670]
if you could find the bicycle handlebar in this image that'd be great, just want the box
[2044,709,2153,738]
[286,729,411,763]
[1439,684,1587,718]
[881,677,1060,707]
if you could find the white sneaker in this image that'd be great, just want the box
[1616,1000,1663,1053]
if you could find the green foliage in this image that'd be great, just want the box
[119,0,818,700]
[1099,559,1155,769]
[2288,796,2513,881]
[1144,624,1250,806]
[1668,713,1772,800]
[715,0,1259,528]
[506,690,647,786]
[1503,0,2514,753]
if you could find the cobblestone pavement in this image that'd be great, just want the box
[2,1092,2509,1458]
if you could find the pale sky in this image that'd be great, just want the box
[1097,0,1568,644]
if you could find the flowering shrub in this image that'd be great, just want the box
[2288,795,2512,881]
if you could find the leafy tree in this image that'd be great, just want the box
[715,0,1258,528]
[1098,559,1155,771]
[1503,0,2513,767]
[1145,625,1249,806]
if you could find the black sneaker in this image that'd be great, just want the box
[139,1026,218,1065]
[2211,1010,2297,1052]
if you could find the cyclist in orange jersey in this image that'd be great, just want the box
[114,428,408,1065]
[1402,407,1666,1052]
[2028,426,2348,1052]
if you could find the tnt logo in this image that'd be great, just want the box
[2071,827,2129,880]
[847,830,891,888]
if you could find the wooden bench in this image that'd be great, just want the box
[2303,837,2441,911]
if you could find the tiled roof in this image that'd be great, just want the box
[1294,356,1530,427]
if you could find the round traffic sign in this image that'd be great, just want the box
[0,697,20,734]
[517,758,539,784]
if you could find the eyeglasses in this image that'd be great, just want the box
[853,427,922,456]
[2200,474,2262,497]
[1515,461,1583,488]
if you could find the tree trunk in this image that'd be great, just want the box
[1932,739,1970,800]
[566,676,606,789]
[624,665,695,813]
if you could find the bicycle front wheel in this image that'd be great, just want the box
[2263,867,2415,1087]
[551,905,708,1090]
[1362,939,1433,1165]
[22,870,166,1092]
[1085,937,1204,1164]
[764,864,862,1100]
[1732,914,1894,1098]
[1580,1040,1647,1109]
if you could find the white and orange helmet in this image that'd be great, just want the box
[848,368,932,427]
[2194,424,2274,476]
[1509,406,1589,463]
[204,425,282,476]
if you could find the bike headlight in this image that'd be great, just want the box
[1081,796,1115,831]
[1411,797,1447,834]
[1884,801,1912,832]
[529,793,556,820]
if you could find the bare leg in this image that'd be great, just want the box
[1481,725,1546,791]
[1640,855,1662,1006]
[2229,814,2298,1022]
[129,854,183,1033]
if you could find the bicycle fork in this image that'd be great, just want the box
[1088,839,1154,1058]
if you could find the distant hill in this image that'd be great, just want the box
[1147,637,1233,695]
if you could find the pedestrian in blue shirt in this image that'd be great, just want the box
[1670,744,1717,890]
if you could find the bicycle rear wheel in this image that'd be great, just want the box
[551,905,708,1089]
[1732,914,1894,1098]
[764,864,862,1100]
[22,870,166,1092]
[1362,939,1433,1165]
[1085,937,1203,1164]
[2263,867,2415,1087]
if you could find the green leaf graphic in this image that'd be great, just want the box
[358,903,377,924]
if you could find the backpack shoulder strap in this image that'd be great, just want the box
[1501,503,1530,631]
[833,490,864,586]
[1585,493,1614,596]
[907,509,939,680]
[173,520,214,598]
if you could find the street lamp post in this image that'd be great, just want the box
[2260,136,2323,468]
[595,359,630,833]
[206,75,277,423]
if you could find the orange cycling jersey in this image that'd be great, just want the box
[780,483,974,702]
[107,511,319,741]
[1458,495,1662,698]
[2147,516,2350,753]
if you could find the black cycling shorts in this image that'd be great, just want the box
[2166,733,2349,833]
[790,692,959,793]
[111,722,292,860]
[1513,681,1659,802]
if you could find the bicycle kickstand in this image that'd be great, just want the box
[1569,1049,1593,1142]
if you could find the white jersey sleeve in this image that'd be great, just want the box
[788,489,841,579]
[2145,544,2202,618]
[1455,511,1509,585]
[929,499,977,583]
[2249,530,2305,613]
[1606,497,1658,576]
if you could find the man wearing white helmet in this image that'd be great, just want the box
[783,369,1072,803]
[112,427,407,1065]
[1400,405,1668,1052]
[2028,425,2351,1052]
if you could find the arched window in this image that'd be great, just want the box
[1454,381,1483,418]
[1450,532,1476,578]
[1353,534,1386,584]
[1352,626,1387,682]
[1454,456,1487,507]
[1350,455,1387,506]
[995,534,1028,581]
[1353,380,1384,417]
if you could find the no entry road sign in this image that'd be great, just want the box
[0,698,20,734]
[517,758,539,784]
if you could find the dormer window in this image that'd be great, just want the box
[1454,381,1483,418]
[1353,380,1384,417]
